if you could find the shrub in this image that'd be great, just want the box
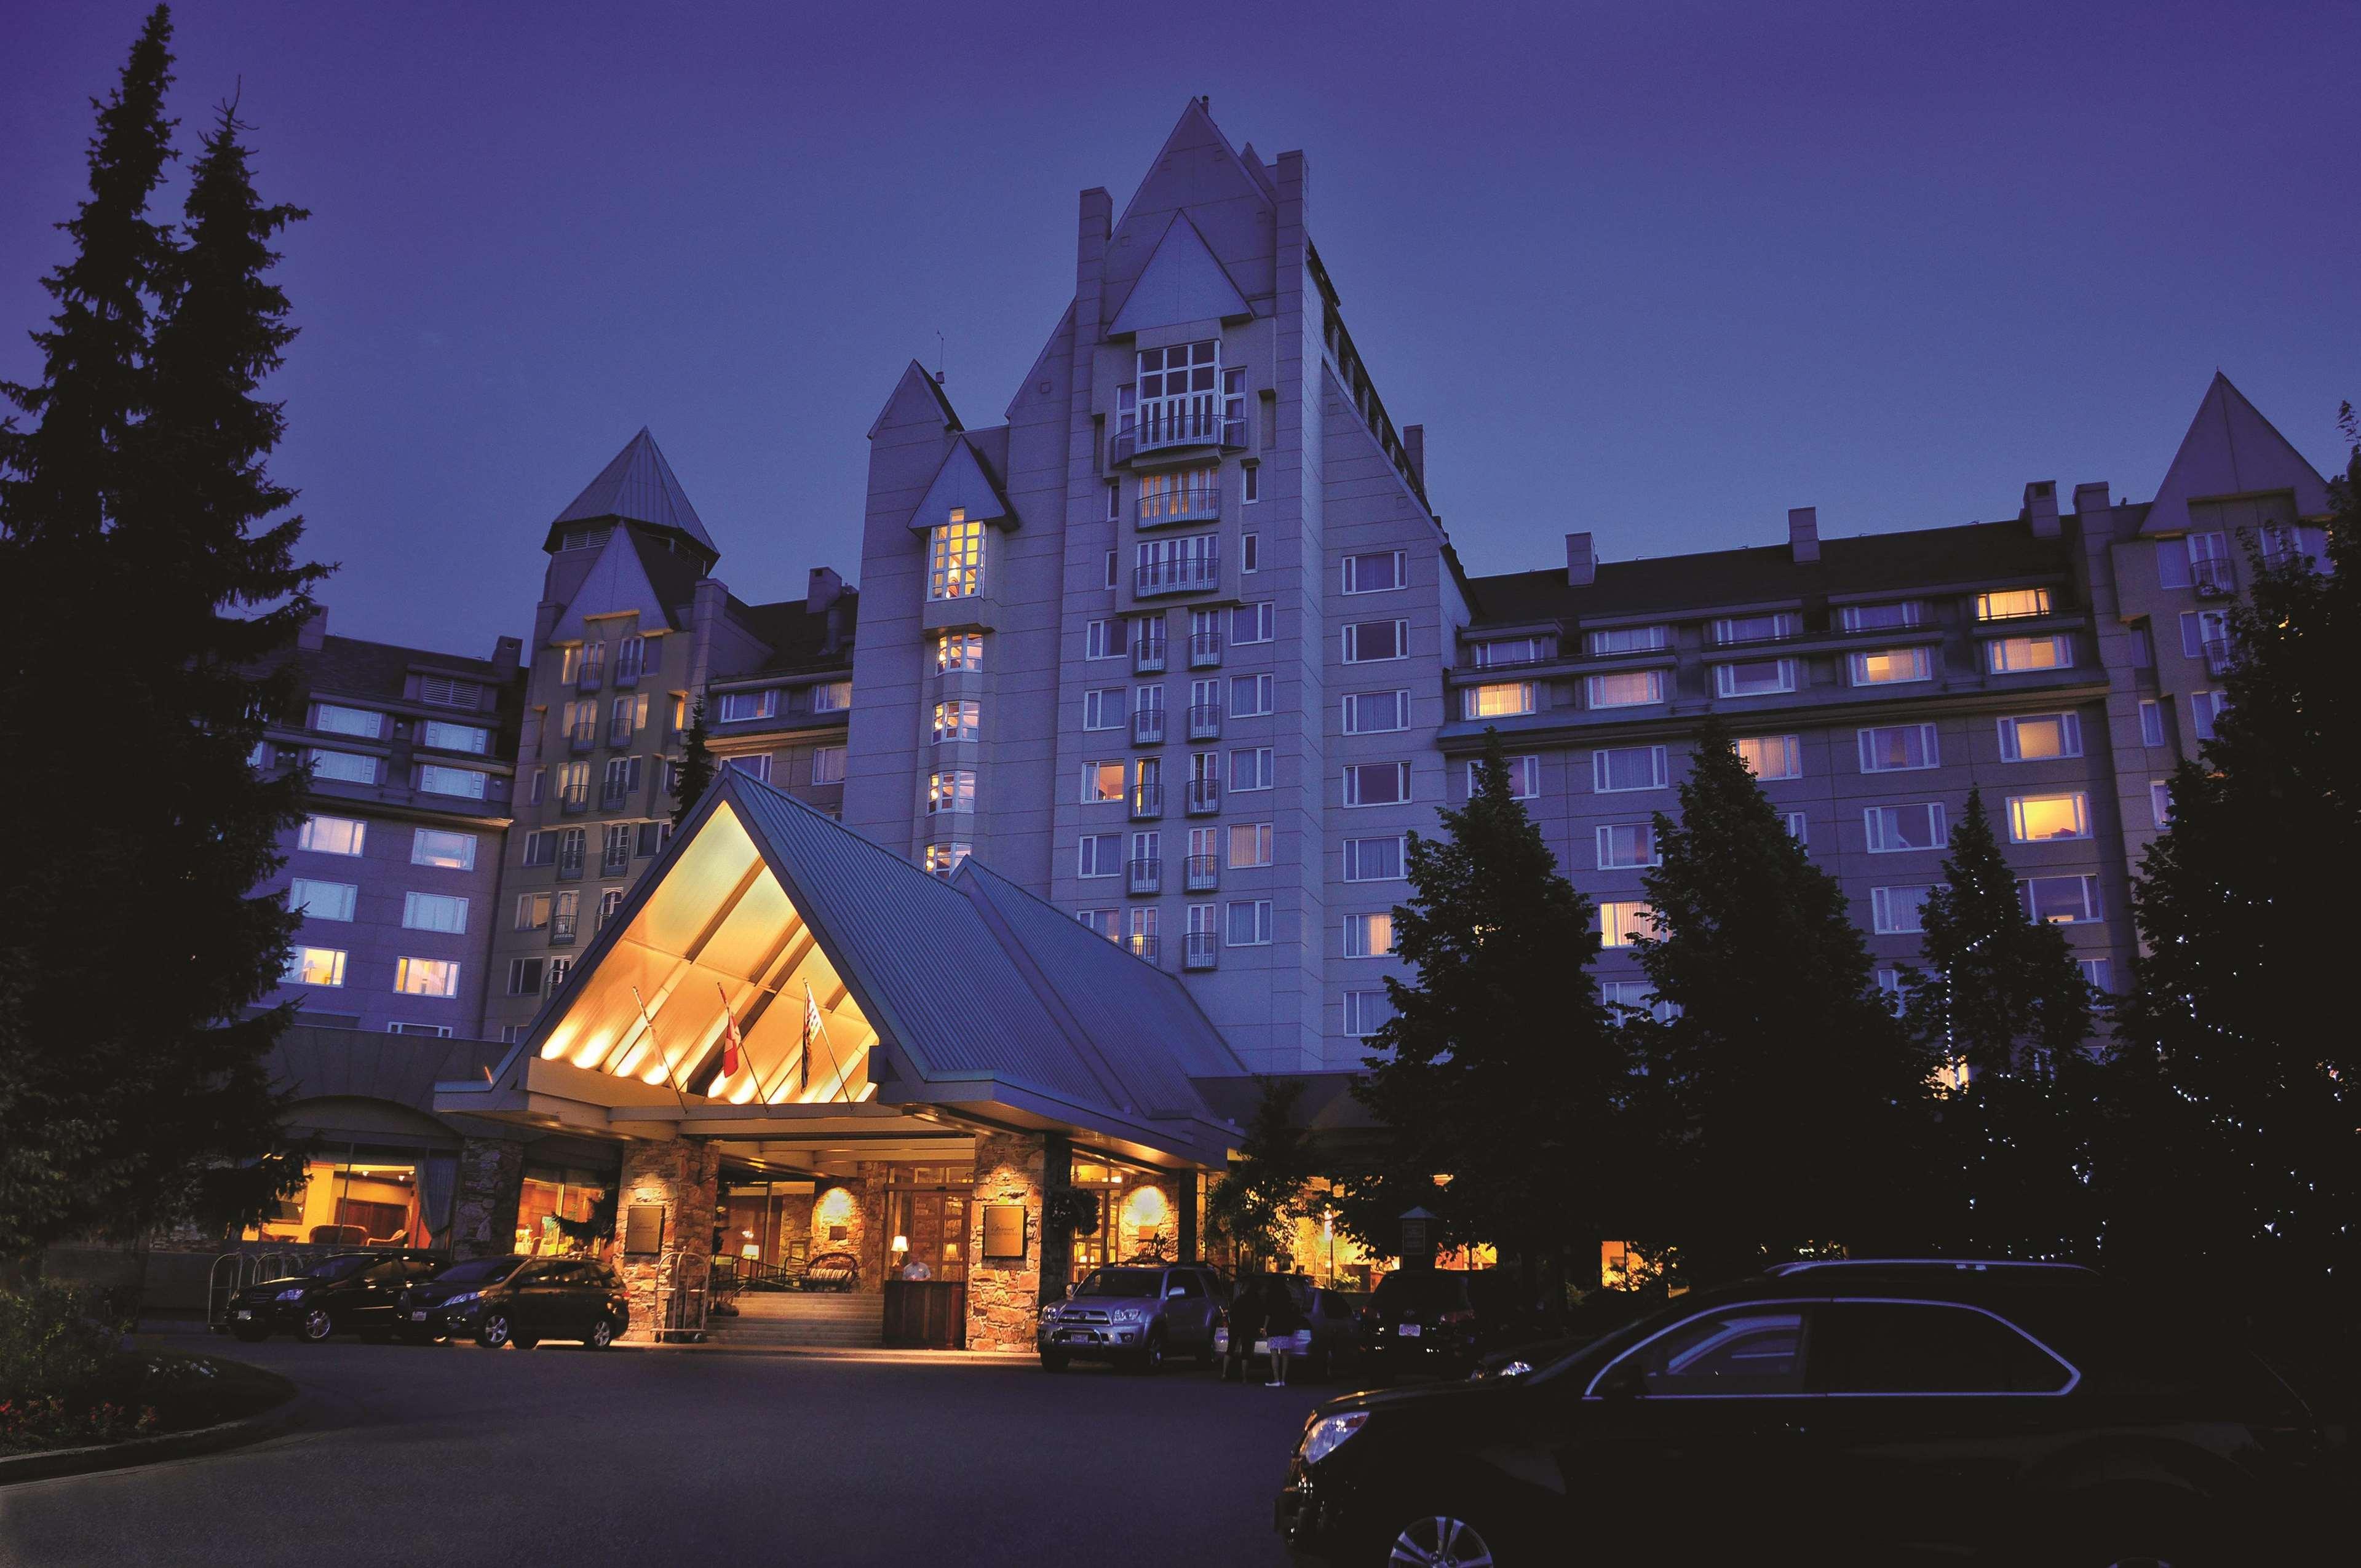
[0,1281,154,1452]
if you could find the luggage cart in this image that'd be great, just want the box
[653,1249,711,1342]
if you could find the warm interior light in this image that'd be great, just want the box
[891,1235,909,1253]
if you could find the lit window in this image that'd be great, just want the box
[394,957,460,998]
[1226,900,1273,946]
[1865,804,1947,853]
[1079,834,1123,878]
[1986,635,2073,673]
[1343,761,1411,807]
[1587,670,1665,708]
[2020,875,2101,924]
[1343,836,1404,882]
[1597,823,1659,869]
[1597,901,1656,946]
[1735,735,1801,780]
[422,721,490,754]
[1839,602,1923,632]
[308,749,378,785]
[1126,908,1159,959]
[418,764,487,799]
[2008,793,2091,842]
[312,703,382,738]
[2149,780,2172,829]
[924,843,970,878]
[298,815,367,857]
[927,770,976,814]
[515,893,551,931]
[1229,748,1274,791]
[1997,713,2082,762]
[411,829,477,870]
[1714,659,1796,697]
[1342,690,1410,734]
[1462,682,1536,719]
[1138,466,1218,523]
[927,515,984,600]
[1076,909,1120,942]
[1587,625,1665,655]
[1342,550,1407,594]
[811,681,853,713]
[1848,647,1931,686]
[938,632,984,672]
[283,946,346,987]
[811,745,846,785]
[1593,745,1668,791]
[401,892,468,934]
[717,689,778,723]
[1343,913,1394,959]
[932,700,980,743]
[1228,822,1274,868]
[1713,612,1799,646]
[1859,724,1940,772]
[288,880,355,921]
[1464,756,1539,799]
[1344,990,1394,1038]
[1975,588,2052,622]
[1342,619,1408,663]
[1871,886,1931,934]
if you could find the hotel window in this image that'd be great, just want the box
[596,886,625,930]
[1477,635,1555,666]
[555,762,589,807]
[2138,699,2165,748]
[312,703,383,738]
[577,641,606,689]
[1597,823,1660,869]
[605,755,646,799]
[1785,811,1809,849]
[392,958,459,999]
[1593,745,1669,792]
[1975,588,2052,622]
[547,957,574,994]
[2191,690,2227,742]
[721,754,767,786]
[1230,748,1274,792]
[1224,365,1247,436]
[2184,533,2234,590]
[1859,723,1940,772]
[1713,611,1800,646]
[298,815,366,856]
[2020,874,2102,924]
[1342,619,1407,663]
[1138,466,1218,523]
[402,892,468,934]
[1997,713,2082,762]
[1083,620,1117,661]
[2149,780,2173,829]
[811,681,852,713]
[1106,482,1121,522]
[1343,550,1407,594]
[418,674,481,709]
[1597,901,1656,946]
[1076,909,1120,942]
[515,892,550,932]
[389,1023,453,1038]
[288,879,356,922]
[924,843,970,878]
[1343,912,1394,959]
[1587,625,1667,656]
[614,635,648,684]
[526,768,544,806]
[560,699,596,743]
[411,830,475,869]
[1226,900,1273,946]
[550,890,579,941]
[506,957,545,996]
[2177,609,2231,661]
[927,514,984,600]
[1243,464,1260,505]
[1849,647,1931,686]
[1231,601,1274,644]
[1343,689,1411,734]
[1464,756,1539,800]
[283,946,346,987]
[520,831,556,869]
[1715,659,1796,697]
[1228,822,1274,868]
[2079,957,2114,994]
[1603,981,1680,1025]
[418,764,487,799]
[1229,673,1274,717]
[811,745,846,785]
[2009,792,2091,842]
[1126,907,1159,959]
[1839,601,1924,633]
[1079,834,1123,878]
[421,720,489,754]
[1082,761,1126,804]
[938,632,984,672]
[1103,550,1118,588]
[932,699,980,743]
[1344,990,1395,1038]
[1865,803,1947,853]
[717,689,777,723]
[308,749,378,785]
[556,828,585,877]
[1587,669,1665,708]
[1241,531,1259,571]
[1871,885,1932,935]
[1343,761,1411,807]
[1734,734,1801,780]
[927,770,976,815]
[1462,681,1536,719]
[1343,836,1405,882]
[1986,635,2073,673]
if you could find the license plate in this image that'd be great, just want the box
[233,1309,253,1320]
[411,1310,429,1321]
[1399,1323,1422,1337]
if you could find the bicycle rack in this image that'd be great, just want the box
[653,1249,711,1343]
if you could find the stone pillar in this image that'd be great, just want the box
[965,1131,1048,1352]
[451,1136,523,1261]
[1177,1171,1199,1264]
[810,1174,871,1285]
[616,1138,720,1342]
[854,1162,889,1293]
[1038,1136,1074,1302]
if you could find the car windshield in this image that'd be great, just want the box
[1074,1269,1164,1298]
[429,1257,523,1285]
[1373,1272,1472,1313]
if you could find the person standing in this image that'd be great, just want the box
[1221,1278,1266,1384]
[1264,1278,1309,1387]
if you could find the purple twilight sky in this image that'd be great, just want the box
[3,1,2354,654]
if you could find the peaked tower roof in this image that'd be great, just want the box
[546,429,716,557]
[2143,373,2331,537]
[1108,210,1256,336]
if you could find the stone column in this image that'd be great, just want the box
[616,1138,720,1342]
[965,1131,1048,1352]
[451,1136,523,1261]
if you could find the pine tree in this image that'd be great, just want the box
[1352,732,1634,1289]
[1899,787,2097,1257]
[1635,719,1940,1281]
[672,698,717,830]
[2105,410,2357,1289]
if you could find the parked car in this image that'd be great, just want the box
[1276,1259,2338,1566]
[224,1251,442,1343]
[1215,1275,1363,1380]
[1039,1263,1226,1372]
[1360,1268,1554,1372]
[399,1255,630,1350]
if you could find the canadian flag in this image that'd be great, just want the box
[716,984,744,1079]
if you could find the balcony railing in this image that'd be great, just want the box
[1125,933,1161,964]
[1132,709,1165,746]
[1187,704,1223,742]
[556,856,584,881]
[600,850,631,878]
[1127,858,1162,895]
[1130,783,1164,820]
[1184,855,1219,893]
[2192,556,2236,597]
[550,916,577,944]
[600,783,630,810]
[576,669,601,694]
[1109,407,1246,465]
[560,792,589,816]
[569,729,596,754]
[1132,639,1167,675]
[1183,931,1218,971]
[1188,631,1222,668]
[1186,779,1221,816]
[1135,548,1220,597]
[1138,486,1221,528]
[2202,638,2235,676]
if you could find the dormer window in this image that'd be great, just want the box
[928,512,983,601]
[1131,341,1223,450]
[1587,625,1667,656]
[1839,601,1924,633]
[1976,588,2052,622]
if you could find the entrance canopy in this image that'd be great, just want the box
[437,774,1244,1173]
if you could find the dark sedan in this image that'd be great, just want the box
[399,1255,629,1350]
[1277,1259,2338,1566]
[224,1252,441,1343]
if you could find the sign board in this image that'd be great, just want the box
[981,1203,1027,1261]
[624,1202,667,1256]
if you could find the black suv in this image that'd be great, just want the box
[1277,1260,2336,1566]
[399,1255,630,1350]
[225,1252,442,1342]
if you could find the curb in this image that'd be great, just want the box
[611,1340,1038,1364]
[0,1387,308,1489]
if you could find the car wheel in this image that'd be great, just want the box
[1385,1511,1498,1568]
[231,1322,269,1344]
[1039,1350,1070,1372]
[1133,1334,1165,1375]
[298,1307,336,1343]
[475,1312,513,1349]
[585,1318,615,1350]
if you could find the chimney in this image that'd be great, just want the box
[1788,507,1820,563]
[296,605,329,651]
[806,565,845,616]
[1402,424,1426,490]
[1565,532,1596,587]
[491,635,522,683]
[2072,481,2111,518]
[2023,481,2061,539]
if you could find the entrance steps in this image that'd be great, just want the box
[708,1291,885,1349]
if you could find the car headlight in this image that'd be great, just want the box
[276,1287,308,1302]
[441,1289,482,1307]
[1300,1412,1368,1465]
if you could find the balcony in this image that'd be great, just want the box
[2192,556,2235,598]
[1186,779,1221,815]
[1135,548,1220,598]
[599,783,630,811]
[569,729,596,754]
[550,916,577,944]
[1138,486,1221,529]
[1130,783,1164,820]
[1125,933,1161,965]
[1183,855,1219,893]
[1188,632,1222,668]
[1183,931,1218,971]
[1187,704,1223,742]
[560,792,589,816]
[1132,708,1165,746]
[576,669,602,694]
[1132,639,1167,676]
[601,850,631,878]
[556,856,584,882]
[1109,406,1246,466]
[2202,638,2235,677]
[1127,858,1162,895]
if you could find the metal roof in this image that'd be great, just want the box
[546,428,716,556]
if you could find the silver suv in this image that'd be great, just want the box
[1038,1264,1224,1373]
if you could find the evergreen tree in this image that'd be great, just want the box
[1206,1078,1317,1268]
[1352,732,1633,1289]
[1635,719,1940,1281]
[2105,410,2357,1289]
[672,698,717,830]
[1899,787,2098,1257]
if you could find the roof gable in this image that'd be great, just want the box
[1107,211,1255,338]
[908,436,1014,531]
[2143,373,2331,537]
[547,429,715,556]
[868,358,962,440]
[548,526,683,640]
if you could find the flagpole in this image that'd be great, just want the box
[723,981,786,1105]
[806,980,853,1104]
[632,985,694,1113]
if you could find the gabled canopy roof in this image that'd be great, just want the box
[2142,373,2331,537]
[907,435,1015,531]
[546,429,717,558]
[1107,211,1255,338]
